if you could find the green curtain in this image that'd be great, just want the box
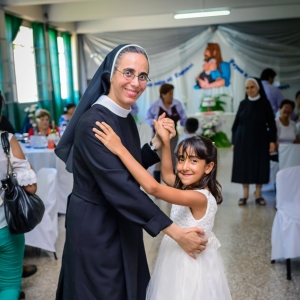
[4,14,23,131]
[32,22,51,113]
[48,28,61,124]
[62,32,76,105]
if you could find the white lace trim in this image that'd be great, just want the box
[16,169,37,186]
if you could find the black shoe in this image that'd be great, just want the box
[22,264,38,278]
[19,291,25,299]
[238,198,247,206]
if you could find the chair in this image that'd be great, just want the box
[56,157,73,214]
[279,144,300,170]
[25,168,58,259]
[271,166,300,280]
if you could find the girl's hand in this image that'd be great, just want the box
[162,118,176,139]
[153,119,170,143]
[93,122,124,156]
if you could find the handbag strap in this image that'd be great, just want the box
[1,132,13,176]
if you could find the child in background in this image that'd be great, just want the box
[93,119,232,300]
[177,117,199,147]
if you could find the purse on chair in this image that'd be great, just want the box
[0,132,45,234]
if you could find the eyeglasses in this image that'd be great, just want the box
[116,69,151,83]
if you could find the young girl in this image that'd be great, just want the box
[93,120,232,300]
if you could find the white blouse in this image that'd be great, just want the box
[0,132,37,229]
[275,118,297,144]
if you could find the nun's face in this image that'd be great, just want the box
[245,80,259,98]
[109,53,149,109]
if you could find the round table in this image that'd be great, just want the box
[21,145,56,172]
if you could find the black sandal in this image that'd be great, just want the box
[255,198,266,206]
[238,198,247,205]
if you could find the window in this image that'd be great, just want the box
[13,26,38,103]
[57,36,67,99]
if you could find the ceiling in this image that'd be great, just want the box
[1,0,300,33]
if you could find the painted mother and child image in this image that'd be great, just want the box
[195,43,231,89]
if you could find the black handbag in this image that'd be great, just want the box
[0,132,45,234]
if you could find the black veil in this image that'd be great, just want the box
[55,44,131,172]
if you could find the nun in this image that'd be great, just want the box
[231,77,277,206]
[55,44,207,300]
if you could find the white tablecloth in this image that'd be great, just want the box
[279,144,300,170]
[21,144,73,214]
[21,146,56,172]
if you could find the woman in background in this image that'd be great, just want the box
[59,103,76,128]
[231,77,277,206]
[146,83,187,182]
[276,99,300,144]
[0,93,37,300]
[28,109,59,137]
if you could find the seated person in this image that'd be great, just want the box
[28,109,59,137]
[176,117,199,148]
[276,99,300,144]
[59,103,76,128]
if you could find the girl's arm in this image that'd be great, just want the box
[153,119,176,186]
[93,122,206,209]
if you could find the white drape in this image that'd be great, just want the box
[78,19,300,121]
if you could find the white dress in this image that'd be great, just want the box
[146,189,232,300]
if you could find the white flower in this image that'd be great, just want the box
[28,113,34,118]
[24,107,30,112]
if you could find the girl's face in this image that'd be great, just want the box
[108,53,149,109]
[245,80,259,98]
[280,104,293,119]
[176,146,214,188]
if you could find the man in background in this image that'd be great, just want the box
[260,68,284,116]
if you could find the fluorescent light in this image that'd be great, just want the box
[174,10,230,19]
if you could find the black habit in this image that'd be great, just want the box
[55,45,173,300]
[231,79,277,184]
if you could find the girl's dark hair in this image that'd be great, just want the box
[174,135,222,204]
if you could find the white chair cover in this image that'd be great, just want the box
[271,166,300,260]
[25,168,58,253]
[56,157,73,214]
[279,144,300,170]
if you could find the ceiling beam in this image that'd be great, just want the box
[76,4,300,33]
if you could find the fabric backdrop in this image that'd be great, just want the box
[78,18,300,122]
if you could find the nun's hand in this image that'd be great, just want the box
[93,122,124,156]
[269,142,276,153]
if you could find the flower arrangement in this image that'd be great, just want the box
[24,104,39,131]
[200,115,221,139]
[199,94,230,112]
[199,115,231,148]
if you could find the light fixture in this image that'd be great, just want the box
[174,9,230,19]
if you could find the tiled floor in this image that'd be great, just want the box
[22,148,300,299]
